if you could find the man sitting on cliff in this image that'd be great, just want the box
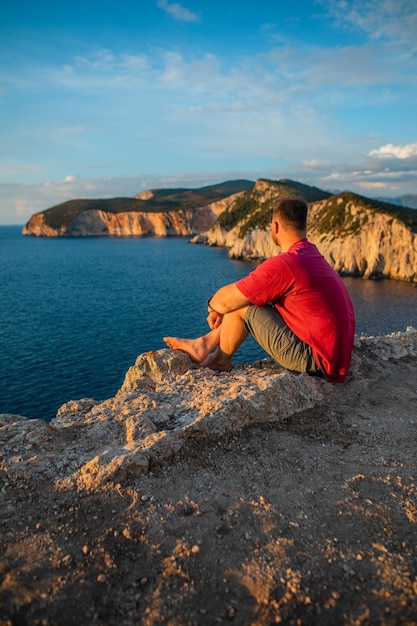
[164,196,355,383]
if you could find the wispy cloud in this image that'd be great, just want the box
[320,0,417,47]
[157,0,200,23]
[13,40,409,133]
[1,34,415,224]
[1,1,416,223]
[265,42,408,95]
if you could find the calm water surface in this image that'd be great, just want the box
[1,226,416,421]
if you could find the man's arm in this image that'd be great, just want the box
[208,283,250,314]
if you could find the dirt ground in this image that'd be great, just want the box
[1,354,417,626]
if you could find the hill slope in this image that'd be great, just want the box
[21,176,417,281]
[199,181,417,282]
[216,178,331,236]
[1,331,417,624]
[23,180,254,232]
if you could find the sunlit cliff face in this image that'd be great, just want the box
[22,184,417,282]
[22,207,218,238]
[204,203,417,283]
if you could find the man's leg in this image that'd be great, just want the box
[163,327,221,363]
[202,306,249,371]
[163,306,249,370]
[243,305,321,374]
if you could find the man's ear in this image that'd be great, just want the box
[272,219,279,234]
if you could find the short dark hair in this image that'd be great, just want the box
[272,196,308,231]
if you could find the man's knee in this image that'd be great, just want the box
[244,304,286,334]
[230,305,250,321]
[243,304,315,373]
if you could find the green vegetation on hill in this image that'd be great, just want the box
[42,198,141,230]
[29,178,417,237]
[270,179,331,203]
[142,180,254,204]
[367,196,417,232]
[39,180,254,229]
[217,178,331,237]
[313,192,417,236]
[313,193,362,237]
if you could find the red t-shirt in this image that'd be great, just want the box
[236,238,355,383]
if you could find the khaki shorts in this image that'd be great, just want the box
[243,304,323,376]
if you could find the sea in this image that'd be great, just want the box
[1,225,416,422]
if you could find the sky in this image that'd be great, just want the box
[0,0,416,224]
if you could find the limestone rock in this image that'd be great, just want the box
[22,177,416,282]
[200,189,417,282]
[22,206,218,238]
[22,188,246,238]
[118,348,196,393]
[308,197,417,281]
[1,328,416,492]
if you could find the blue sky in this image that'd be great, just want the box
[1,0,416,224]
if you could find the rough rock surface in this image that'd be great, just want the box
[1,329,417,624]
[308,197,417,282]
[21,193,244,238]
[22,206,216,238]
[23,177,416,281]
[196,182,417,282]
[0,350,332,491]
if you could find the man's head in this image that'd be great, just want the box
[271,196,308,247]
[272,196,308,231]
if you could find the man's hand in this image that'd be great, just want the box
[207,311,223,330]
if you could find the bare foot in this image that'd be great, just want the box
[163,336,212,363]
[201,350,232,372]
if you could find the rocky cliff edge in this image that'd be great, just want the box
[22,192,246,237]
[1,327,416,492]
[196,184,417,282]
[1,329,417,624]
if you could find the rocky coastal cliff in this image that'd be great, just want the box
[22,177,417,281]
[194,180,417,282]
[23,206,220,238]
[1,329,417,624]
[22,180,252,237]
[1,328,415,490]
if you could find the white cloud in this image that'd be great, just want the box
[369,143,417,159]
[1,5,417,224]
[5,35,411,128]
[75,49,116,68]
[300,160,333,171]
[266,43,398,91]
[157,0,200,23]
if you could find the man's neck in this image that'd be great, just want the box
[280,232,306,252]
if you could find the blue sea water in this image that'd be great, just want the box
[1,225,416,421]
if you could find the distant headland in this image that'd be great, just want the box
[22,178,417,282]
